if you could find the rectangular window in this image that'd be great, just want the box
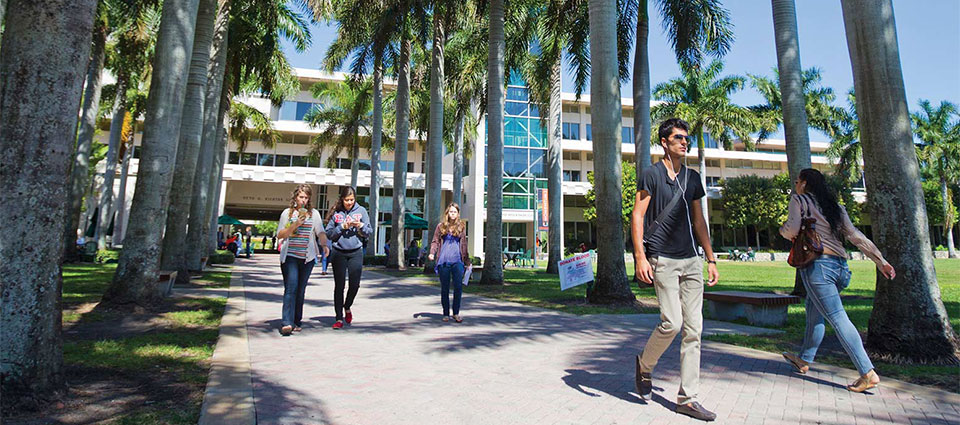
[240,153,256,165]
[562,151,580,161]
[296,102,317,121]
[529,149,546,178]
[586,152,594,161]
[407,162,414,172]
[706,159,721,168]
[622,109,633,118]
[505,101,528,116]
[275,154,291,167]
[506,86,529,101]
[257,154,275,167]
[336,158,351,169]
[505,116,529,147]
[702,132,719,149]
[562,122,580,140]
[563,170,581,182]
[504,147,527,177]
[706,176,721,187]
[622,126,634,144]
[381,160,394,172]
[291,155,308,167]
[585,124,592,141]
[562,104,579,114]
[528,103,541,117]
[279,101,297,121]
[359,159,371,170]
[132,145,141,159]
[228,152,239,164]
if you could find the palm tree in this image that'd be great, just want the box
[186,0,230,270]
[443,14,485,204]
[305,79,375,189]
[102,0,203,306]
[770,0,810,184]
[585,0,632,302]
[480,0,506,284]
[749,68,846,143]
[825,89,863,184]
[651,59,762,227]
[625,0,733,180]
[0,0,98,402]
[913,99,959,258]
[161,0,220,283]
[840,0,959,364]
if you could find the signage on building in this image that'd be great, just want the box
[537,188,549,231]
[225,181,310,207]
[558,252,593,291]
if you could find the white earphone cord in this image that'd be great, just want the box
[664,150,699,256]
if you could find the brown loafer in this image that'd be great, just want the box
[782,352,809,374]
[847,370,879,393]
[676,402,716,422]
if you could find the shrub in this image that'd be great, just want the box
[95,249,121,264]
[209,250,236,264]
[363,255,388,266]
[471,256,482,266]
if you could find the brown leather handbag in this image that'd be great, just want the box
[787,195,823,268]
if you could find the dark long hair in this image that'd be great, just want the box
[799,169,842,238]
[326,186,357,222]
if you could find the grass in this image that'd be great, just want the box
[55,262,232,424]
[376,259,960,391]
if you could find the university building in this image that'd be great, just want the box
[100,68,862,257]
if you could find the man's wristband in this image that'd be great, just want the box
[707,260,717,264]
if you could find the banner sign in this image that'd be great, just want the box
[558,252,594,291]
[537,188,549,231]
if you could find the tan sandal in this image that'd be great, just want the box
[782,352,809,374]
[847,370,879,393]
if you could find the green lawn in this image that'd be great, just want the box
[377,259,960,391]
[57,262,230,424]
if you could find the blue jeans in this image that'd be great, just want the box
[800,254,874,375]
[438,262,464,316]
[321,250,329,273]
[280,256,315,327]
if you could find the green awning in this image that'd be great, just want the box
[380,212,428,230]
[217,214,245,226]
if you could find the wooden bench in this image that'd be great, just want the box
[158,270,178,297]
[703,291,801,327]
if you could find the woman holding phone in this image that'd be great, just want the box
[276,184,328,336]
[428,203,470,323]
[325,186,372,330]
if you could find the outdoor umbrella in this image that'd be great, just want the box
[379,212,428,230]
[217,214,245,226]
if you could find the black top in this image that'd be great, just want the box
[638,161,705,259]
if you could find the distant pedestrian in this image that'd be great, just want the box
[271,235,277,250]
[780,168,895,393]
[428,203,470,323]
[325,186,372,330]
[262,235,268,251]
[630,118,719,422]
[244,226,253,258]
[276,184,325,336]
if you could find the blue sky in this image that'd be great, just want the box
[282,0,960,142]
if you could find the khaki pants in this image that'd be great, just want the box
[639,255,704,405]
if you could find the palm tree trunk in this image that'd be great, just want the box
[206,95,229,256]
[941,175,957,258]
[697,130,710,230]
[111,133,135,246]
[161,0,217,284]
[64,25,106,261]
[632,0,651,180]
[840,0,960,363]
[772,0,811,184]
[424,10,446,273]
[0,0,97,401]
[387,36,411,269]
[480,0,505,285]
[350,135,360,189]
[453,112,465,204]
[368,57,384,255]
[97,98,126,250]
[586,0,632,302]
[546,57,563,274]
[103,0,202,307]
[187,0,229,270]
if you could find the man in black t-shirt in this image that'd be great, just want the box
[630,118,720,422]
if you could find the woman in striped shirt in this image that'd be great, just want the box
[276,184,329,336]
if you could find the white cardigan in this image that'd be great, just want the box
[278,208,325,264]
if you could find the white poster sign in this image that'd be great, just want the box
[558,252,594,291]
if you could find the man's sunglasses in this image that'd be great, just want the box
[671,134,690,141]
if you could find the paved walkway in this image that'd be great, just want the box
[205,254,959,425]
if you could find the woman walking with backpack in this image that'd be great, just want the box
[428,203,470,323]
[276,184,328,336]
[780,169,896,392]
[325,186,372,330]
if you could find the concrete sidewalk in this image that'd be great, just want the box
[201,254,959,425]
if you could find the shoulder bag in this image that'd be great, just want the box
[787,194,824,268]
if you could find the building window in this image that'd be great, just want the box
[274,155,291,167]
[240,153,256,165]
[291,155,308,167]
[706,159,721,168]
[702,132,719,149]
[279,101,321,121]
[622,126,634,144]
[564,221,592,248]
[562,104,579,114]
[705,176,721,187]
[562,151,580,161]
[132,145,141,159]
[228,152,239,164]
[562,122,579,140]
[505,101,528,116]
[506,86,529,102]
[563,170,581,182]
[585,124,592,141]
[502,222,527,252]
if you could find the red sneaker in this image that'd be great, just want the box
[345,311,353,324]
[332,321,344,329]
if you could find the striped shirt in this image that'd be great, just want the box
[286,213,313,259]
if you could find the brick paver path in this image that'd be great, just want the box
[233,255,959,425]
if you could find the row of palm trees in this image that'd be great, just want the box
[1,0,957,406]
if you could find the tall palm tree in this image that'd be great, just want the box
[102,0,202,306]
[625,0,733,180]
[825,89,863,184]
[305,79,375,189]
[651,59,762,227]
[186,0,230,270]
[0,0,98,401]
[480,0,507,284]
[913,99,959,258]
[749,68,846,143]
[770,0,809,184]
[443,14,485,204]
[840,0,959,364]
[160,0,220,283]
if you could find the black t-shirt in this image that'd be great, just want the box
[638,162,705,259]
